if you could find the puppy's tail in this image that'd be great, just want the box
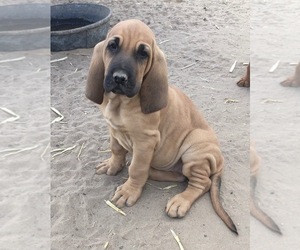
[250,176,282,235]
[210,173,238,235]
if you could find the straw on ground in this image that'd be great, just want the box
[0,56,26,64]
[170,229,185,250]
[0,107,20,124]
[41,142,50,161]
[51,107,64,124]
[77,142,85,160]
[51,144,77,158]
[103,241,109,249]
[50,56,68,63]
[104,200,126,216]
[229,60,237,73]
[224,98,239,103]
[0,145,39,158]
[269,60,280,73]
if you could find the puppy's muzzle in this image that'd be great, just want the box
[104,68,139,98]
[113,70,128,85]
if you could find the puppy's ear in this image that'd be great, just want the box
[140,46,168,114]
[86,41,105,104]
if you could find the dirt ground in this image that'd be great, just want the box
[1,0,299,250]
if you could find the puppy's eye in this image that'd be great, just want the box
[137,45,149,59]
[107,39,119,52]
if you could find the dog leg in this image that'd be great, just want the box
[165,129,221,218]
[166,164,211,218]
[237,64,250,87]
[112,137,158,208]
[95,134,127,175]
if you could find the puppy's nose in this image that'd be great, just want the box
[113,70,128,85]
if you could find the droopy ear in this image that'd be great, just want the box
[85,41,105,104]
[140,46,169,114]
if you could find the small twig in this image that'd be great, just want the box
[243,62,249,65]
[146,182,177,190]
[269,60,280,73]
[0,107,20,124]
[41,142,50,161]
[52,144,77,158]
[99,149,111,154]
[103,242,109,249]
[1,145,39,158]
[104,200,126,216]
[202,86,220,91]
[51,107,64,124]
[50,57,68,63]
[0,56,26,64]
[159,39,170,45]
[289,62,298,65]
[224,98,239,103]
[180,62,197,70]
[229,60,237,73]
[261,99,283,104]
[77,142,85,160]
[171,229,185,250]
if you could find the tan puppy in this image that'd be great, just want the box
[237,64,250,87]
[280,62,300,87]
[250,145,282,234]
[86,19,237,234]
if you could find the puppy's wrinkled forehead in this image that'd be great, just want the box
[107,20,155,49]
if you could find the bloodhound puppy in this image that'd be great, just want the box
[250,145,282,234]
[280,62,300,87]
[237,64,250,87]
[86,19,237,234]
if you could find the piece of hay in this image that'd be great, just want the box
[0,107,20,124]
[99,149,111,154]
[159,39,170,45]
[50,56,68,63]
[180,60,199,70]
[103,242,109,249]
[51,107,64,124]
[1,145,39,158]
[77,142,85,160]
[41,142,50,161]
[104,200,126,216]
[229,60,237,73]
[224,98,239,103]
[52,144,77,158]
[269,60,280,73]
[0,56,26,64]
[170,229,185,250]
[261,99,283,104]
[146,182,177,190]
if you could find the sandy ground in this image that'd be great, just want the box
[250,1,300,249]
[1,0,297,250]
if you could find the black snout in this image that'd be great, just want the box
[113,70,128,85]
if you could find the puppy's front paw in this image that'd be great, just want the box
[166,194,192,218]
[237,77,250,87]
[95,158,124,175]
[111,181,142,208]
[280,78,294,87]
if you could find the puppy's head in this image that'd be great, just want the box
[86,19,168,114]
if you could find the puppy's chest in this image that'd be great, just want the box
[102,101,135,151]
